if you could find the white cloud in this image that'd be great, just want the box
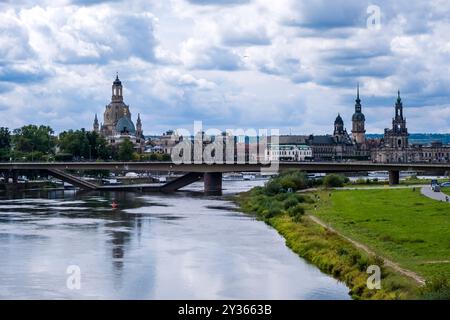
[1,0,450,134]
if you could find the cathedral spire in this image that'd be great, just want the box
[351,83,366,144]
[93,113,99,133]
[395,89,403,118]
[355,83,361,112]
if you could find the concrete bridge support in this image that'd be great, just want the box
[389,170,400,185]
[204,172,222,194]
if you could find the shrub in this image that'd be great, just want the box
[283,197,299,210]
[265,170,310,193]
[323,174,346,188]
[265,179,283,195]
[264,203,283,219]
[287,204,305,217]
[356,178,366,185]
[421,275,450,300]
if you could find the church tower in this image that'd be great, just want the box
[100,74,133,136]
[136,113,143,138]
[351,84,366,144]
[93,114,99,133]
[112,74,123,102]
[390,90,408,148]
[333,113,345,142]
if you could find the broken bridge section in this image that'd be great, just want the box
[46,168,98,190]
[160,172,204,192]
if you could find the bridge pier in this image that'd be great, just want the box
[389,170,400,185]
[12,170,18,183]
[204,172,222,194]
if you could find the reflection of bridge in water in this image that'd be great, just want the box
[1,161,450,193]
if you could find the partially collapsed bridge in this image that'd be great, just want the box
[1,161,449,193]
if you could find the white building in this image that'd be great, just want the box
[265,144,313,162]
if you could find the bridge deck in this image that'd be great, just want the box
[1,161,450,173]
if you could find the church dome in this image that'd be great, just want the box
[116,117,136,134]
[352,112,365,122]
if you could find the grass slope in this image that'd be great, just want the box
[442,187,450,196]
[309,188,450,280]
[236,189,419,299]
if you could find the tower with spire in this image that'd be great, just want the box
[380,90,409,161]
[93,74,145,152]
[351,84,366,144]
[93,114,99,133]
[136,113,143,140]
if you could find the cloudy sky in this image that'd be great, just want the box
[1,0,450,135]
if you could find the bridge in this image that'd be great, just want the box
[1,161,449,193]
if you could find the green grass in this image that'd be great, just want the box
[442,187,450,196]
[235,189,419,299]
[309,188,450,281]
[347,177,449,187]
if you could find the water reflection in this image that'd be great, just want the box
[0,181,350,299]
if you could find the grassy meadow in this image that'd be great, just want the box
[308,188,450,281]
[235,170,450,299]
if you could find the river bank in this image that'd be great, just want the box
[231,171,449,299]
[234,190,420,299]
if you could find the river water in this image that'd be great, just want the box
[0,180,350,299]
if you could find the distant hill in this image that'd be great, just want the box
[367,133,450,145]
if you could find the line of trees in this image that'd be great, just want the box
[0,125,170,162]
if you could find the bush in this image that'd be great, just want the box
[264,170,310,194]
[265,179,282,195]
[323,174,346,188]
[264,203,283,219]
[421,275,450,300]
[283,197,299,210]
[287,204,305,217]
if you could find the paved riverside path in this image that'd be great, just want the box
[421,186,450,203]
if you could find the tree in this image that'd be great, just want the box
[58,129,111,161]
[58,129,89,159]
[86,131,111,160]
[0,127,11,160]
[118,138,134,161]
[12,125,55,161]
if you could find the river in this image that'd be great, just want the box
[0,180,350,299]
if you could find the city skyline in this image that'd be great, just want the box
[1,1,450,134]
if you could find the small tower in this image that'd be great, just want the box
[93,114,99,133]
[334,113,344,135]
[333,113,345,142]
[112,73,123,102]
[136,113,143,138]
[351,84,366,144]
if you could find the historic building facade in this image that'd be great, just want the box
[372,92,450,163]
[93,75,145,152]
[308,86,370,161]
[265,144,312,162]
[269,87,371,161]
